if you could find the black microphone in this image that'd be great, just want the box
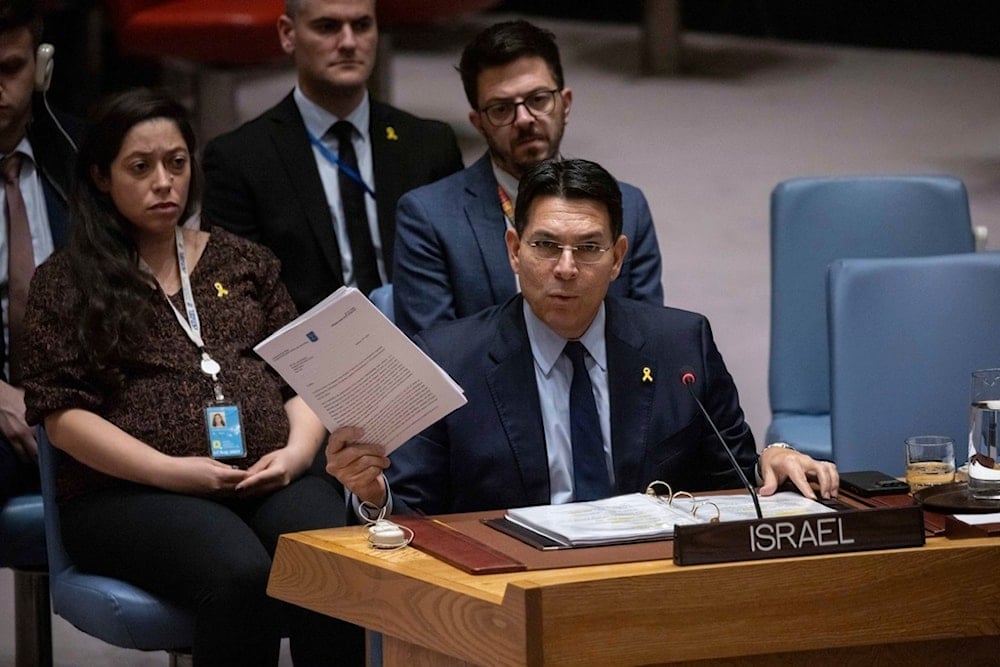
[679,366,762,519]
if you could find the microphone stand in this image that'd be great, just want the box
[681,374,763,519]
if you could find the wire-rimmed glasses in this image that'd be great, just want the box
[479,88,561,126]
[645,480,721,523]
[527,240,612,264]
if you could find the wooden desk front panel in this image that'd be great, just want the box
[268,527,1000,666]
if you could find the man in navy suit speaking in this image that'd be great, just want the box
[327,158,839,516]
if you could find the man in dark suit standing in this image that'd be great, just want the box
[392,20,664,338]
[1,1,76,501]
[202,0,464,313]
[327,159,838,516]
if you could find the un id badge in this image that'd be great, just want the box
[205,402,246,460]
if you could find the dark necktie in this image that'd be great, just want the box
[330,121,381,295]
[564,341,613,501]
[3,153,32,384]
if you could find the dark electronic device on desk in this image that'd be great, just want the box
[840,470,910,497]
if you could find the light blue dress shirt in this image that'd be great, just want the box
[522,300,614,503]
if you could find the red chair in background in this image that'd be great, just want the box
[100,0,501,141]
[100,0,286,141]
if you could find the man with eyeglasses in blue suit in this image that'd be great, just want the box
[392,19,664,338]
[327,158,838,517]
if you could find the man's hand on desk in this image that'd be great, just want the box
[758,445,839,500]
[324,426,389,506]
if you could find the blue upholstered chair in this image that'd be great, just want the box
[0,491,50,667]
[767,175,976,460]
[36,430,195,666]
[369,284,394,323]
[827,253,1000,475]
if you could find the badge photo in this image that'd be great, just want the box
[205,403,246,460]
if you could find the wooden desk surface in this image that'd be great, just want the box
[268,524,1000,666]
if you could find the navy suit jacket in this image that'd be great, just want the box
[389,296,756,515]
[392,152,665,337]
[2,101,76,380]
[202,92,464,313]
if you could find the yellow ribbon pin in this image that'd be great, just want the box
[641,367,653,383]
[214,282,229,297]
[386,126,399,141]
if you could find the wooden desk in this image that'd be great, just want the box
[268,523,1000,666]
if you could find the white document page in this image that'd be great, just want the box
[506,492,836,547]
[254,287,466,453]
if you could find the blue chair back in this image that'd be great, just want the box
[36,430,195,652]
[0,490,51,667]
[828,253,1000,475]
[369,284,394,323]
[767,175,975,459]
[0,494,46,567]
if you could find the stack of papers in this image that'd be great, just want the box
[255,287,466,453]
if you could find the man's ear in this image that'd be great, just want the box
[505,227,521,275]
[469,109,485,137]
[560,87,573,123]
[277,15,295,55]
[609,234,628,281]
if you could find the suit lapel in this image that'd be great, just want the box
[485,297,551,504]
[464,154,518,302]
[605,301,658,493]
[268,94,345,282]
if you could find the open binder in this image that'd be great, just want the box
[499,484,837,549]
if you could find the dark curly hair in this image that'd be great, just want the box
[66,88,202,392]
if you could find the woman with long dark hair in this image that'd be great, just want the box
[20,88,363,666]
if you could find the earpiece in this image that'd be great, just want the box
[35,43,54,93]
[366,519,412,549]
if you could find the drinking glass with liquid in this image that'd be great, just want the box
[905,435,955,492]
[968,369,1000,500]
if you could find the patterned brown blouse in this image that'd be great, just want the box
[22,229,299,500]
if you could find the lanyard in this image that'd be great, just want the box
[306,128,377,199]
[155,228,226,400]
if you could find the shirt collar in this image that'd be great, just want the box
[1,135,35,164]
[294,86,371,142]
[523,299,608,375]
[491,160,521,205]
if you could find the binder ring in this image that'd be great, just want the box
[693,501,721,523]
[669,490,696,514]
[645,480,673,498]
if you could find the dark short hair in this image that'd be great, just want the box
[0,0,42,45]
[458,20,564,109]
[286,0,377,19]
[514,158,623,239]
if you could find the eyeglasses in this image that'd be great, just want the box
[479,89,561,127]
[527,240,612,264]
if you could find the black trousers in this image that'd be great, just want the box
[61,474,364,667]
